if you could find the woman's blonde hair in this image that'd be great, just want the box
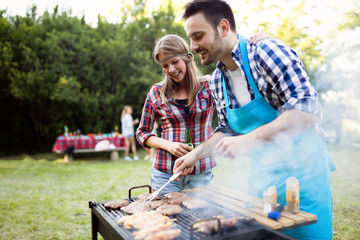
[153,34,202,107]
[121,105,132,119]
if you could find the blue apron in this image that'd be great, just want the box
[222,35,333,239]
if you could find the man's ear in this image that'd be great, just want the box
[217,18,230,37]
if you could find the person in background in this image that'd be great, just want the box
[121,105,139,161]
[136,33,269,194]
[173,1,334,239]
[144,121,158,161]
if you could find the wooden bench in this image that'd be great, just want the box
[52,135,127,162]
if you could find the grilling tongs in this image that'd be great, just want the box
[145,170,183,202]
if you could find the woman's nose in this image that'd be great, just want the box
[168,64,175,73]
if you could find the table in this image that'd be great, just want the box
[52,134,126,161]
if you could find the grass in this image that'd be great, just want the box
[0,151,153,240]
[0,145,359,239]
[328,144,360,239]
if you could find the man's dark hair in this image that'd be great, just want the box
[182,0,236,32]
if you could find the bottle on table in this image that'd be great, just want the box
[114,126,119,137]
[64,125,69,137]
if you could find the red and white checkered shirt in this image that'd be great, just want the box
[136,82,216,175]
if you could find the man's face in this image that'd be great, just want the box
[185,12,223,65]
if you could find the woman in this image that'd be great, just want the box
[121,105,139,161]
[136,33,269,193]
[136,34,215,193]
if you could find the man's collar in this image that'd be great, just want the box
[216,35,241,72]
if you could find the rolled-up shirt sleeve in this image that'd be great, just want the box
[136,93,156,148]
[255,39,322,118]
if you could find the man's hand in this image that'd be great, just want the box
[173,152,198,175]
[216,135,252,159]
[173,131,226,175]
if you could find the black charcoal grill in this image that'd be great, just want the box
[89,185,298,240]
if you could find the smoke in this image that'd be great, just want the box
[212,29,360,196]
[213,128,332,198]
[315,27,360,144]
[213,154,251,193]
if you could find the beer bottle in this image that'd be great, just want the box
[185,129,194,148]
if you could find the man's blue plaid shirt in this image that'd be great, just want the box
[210,36,322,133]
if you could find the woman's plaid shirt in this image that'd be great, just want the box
[210,37,322,133]
[136,82,216,175]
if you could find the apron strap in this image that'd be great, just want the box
[221,72,230,107]
[222,35,262,107]
[238,35,262,98]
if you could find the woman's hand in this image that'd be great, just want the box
[250,31,271,44]
[166,141,193,158]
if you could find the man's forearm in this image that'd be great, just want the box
[248,109,320,143]
[191,131,226,159]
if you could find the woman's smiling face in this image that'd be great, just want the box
[158,53,187,84]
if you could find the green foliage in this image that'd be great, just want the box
[0,0,347,154]
[339,2,360,30]
[242,0,323,78]
[0,2,184,154]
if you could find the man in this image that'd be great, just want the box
[173,0,334,239]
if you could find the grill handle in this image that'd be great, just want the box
[190,217,223,239]
[128,185,152,199]
[89,201,97,208]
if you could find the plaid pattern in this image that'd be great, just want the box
[136,82,216,175]
[210,36,322,132]
[52,135,126,152]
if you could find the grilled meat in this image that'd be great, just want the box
[104,199,130,209]
[117,210,181,240]
[121,201,152,214]
[223,216,241,228]
[145,228,181,240]
[192,215,241,234]
[137,193,161,201]
[164,192,189,205]
[156,204,183,216]
[148,200,167,209]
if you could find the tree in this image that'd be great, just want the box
[239,0,323,79]
[0,1,187,154]
[339,1,360,30]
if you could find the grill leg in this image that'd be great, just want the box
[91,211,99,240]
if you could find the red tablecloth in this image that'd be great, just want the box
[52,135,126,153]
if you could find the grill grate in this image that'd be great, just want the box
[89,185,299,240]
[91,199,292,240]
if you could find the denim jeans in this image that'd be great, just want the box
[150,167,214,194]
